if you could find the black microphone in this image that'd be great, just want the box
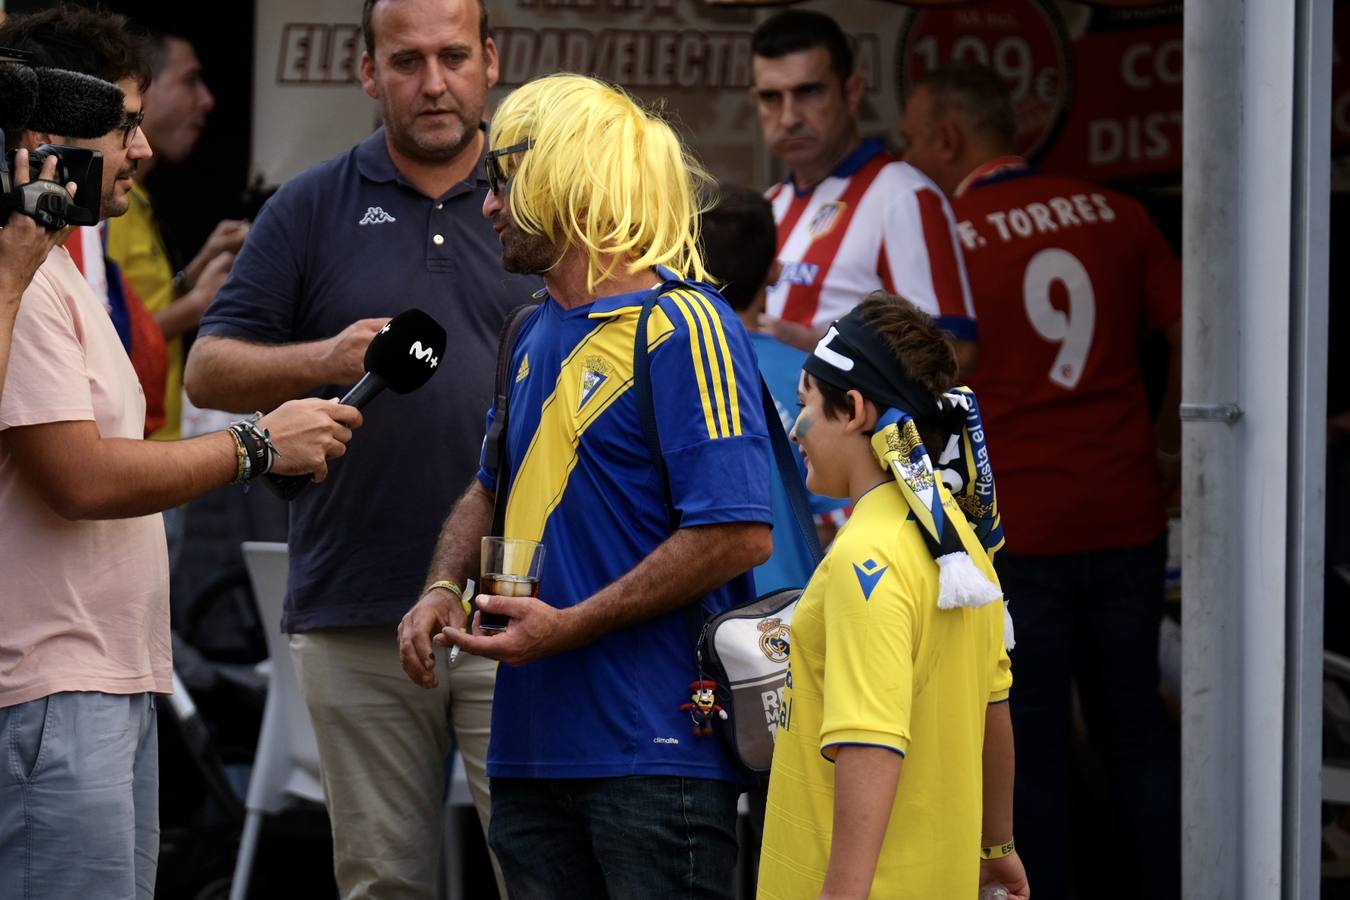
[266,308,449,501]
[28,67,126,137]
[0,64,37,134]
[0,62,124,137]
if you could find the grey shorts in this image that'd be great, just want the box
[0,691,159,900]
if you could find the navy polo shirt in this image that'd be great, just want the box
[199,127,541,632]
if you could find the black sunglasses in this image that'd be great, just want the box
[485,139,534,195]
[119,110,145,148]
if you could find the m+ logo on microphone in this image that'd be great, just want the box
[409,342,439,368]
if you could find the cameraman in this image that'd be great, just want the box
[0,147,69,396]
[0,9,362,898]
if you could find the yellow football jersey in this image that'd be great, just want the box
[757,482,1012,899]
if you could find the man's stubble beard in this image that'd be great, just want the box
[501,226,558,276]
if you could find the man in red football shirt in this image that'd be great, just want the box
[901,62,1181,900]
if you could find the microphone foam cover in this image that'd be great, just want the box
[364,308,449,394]
[0,63,38,131]
[28,68,125,138]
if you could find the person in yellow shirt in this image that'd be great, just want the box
[757,293,1028,899]
[106,27,246,441]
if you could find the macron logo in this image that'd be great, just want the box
[359,206,397,225]
[852,558,888,601]
[410,342,439,368]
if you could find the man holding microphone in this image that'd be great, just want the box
[0,9,359,898]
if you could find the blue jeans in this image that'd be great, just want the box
[0,692,159,900]
[488,776,740,900]
[1000,535,1179,900]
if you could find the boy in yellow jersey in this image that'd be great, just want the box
[757,293,1028,899]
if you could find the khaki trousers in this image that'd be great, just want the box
[291,627,500,899]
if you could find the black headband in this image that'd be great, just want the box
[802,310,941,418]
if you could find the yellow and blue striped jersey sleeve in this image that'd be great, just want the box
[650,286,773,528]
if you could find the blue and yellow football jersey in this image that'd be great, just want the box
[477,271,773,780]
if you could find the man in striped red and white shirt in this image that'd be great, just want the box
[750,9,977,373]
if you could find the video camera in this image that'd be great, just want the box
[0,46,119,230]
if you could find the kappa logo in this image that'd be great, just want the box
[359,206,397,225]
[577,356,614,411]
[807,201,846,239]
[515,353,530,383]
[852,558,888,601]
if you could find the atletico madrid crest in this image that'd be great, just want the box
[807,201,847,240]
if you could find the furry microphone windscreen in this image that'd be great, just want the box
[0,62,38,132]
[27,67,125,138]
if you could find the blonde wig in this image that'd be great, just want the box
[489,73,712,292]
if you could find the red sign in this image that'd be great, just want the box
[896,0,1073,161]
[1039,21,1182,181]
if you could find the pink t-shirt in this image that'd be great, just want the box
[0,247,171,708]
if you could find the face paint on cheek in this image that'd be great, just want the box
[794,410,814,442]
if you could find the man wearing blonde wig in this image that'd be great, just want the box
[399,73,773,899]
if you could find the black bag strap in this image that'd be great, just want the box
[633,285,824,645]
[485,303,538,536]
[634,292,679,531]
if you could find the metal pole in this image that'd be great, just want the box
[1182,0,1306,895]
[1284,0,1332,896]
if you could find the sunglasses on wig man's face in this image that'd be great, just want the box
[485,139,534,195]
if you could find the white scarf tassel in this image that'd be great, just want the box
[935,551,1003,610]
[1003,601,1016,652]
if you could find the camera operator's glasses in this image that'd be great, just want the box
[118,110,145,148]
[485,139,534,196]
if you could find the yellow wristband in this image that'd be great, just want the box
[981,838,1015,860]
[427,579,463,599]
[427,579,473,617]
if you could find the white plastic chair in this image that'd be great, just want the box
[229,542,325,900]
[231,542,478,900]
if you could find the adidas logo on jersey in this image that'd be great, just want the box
[359,206,397,225]
[516,354,530,383]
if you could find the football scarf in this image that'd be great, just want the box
[804,310,1014,648]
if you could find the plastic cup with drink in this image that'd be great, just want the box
[476,536,545,633]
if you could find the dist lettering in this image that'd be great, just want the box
[1088,112,1183,167]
